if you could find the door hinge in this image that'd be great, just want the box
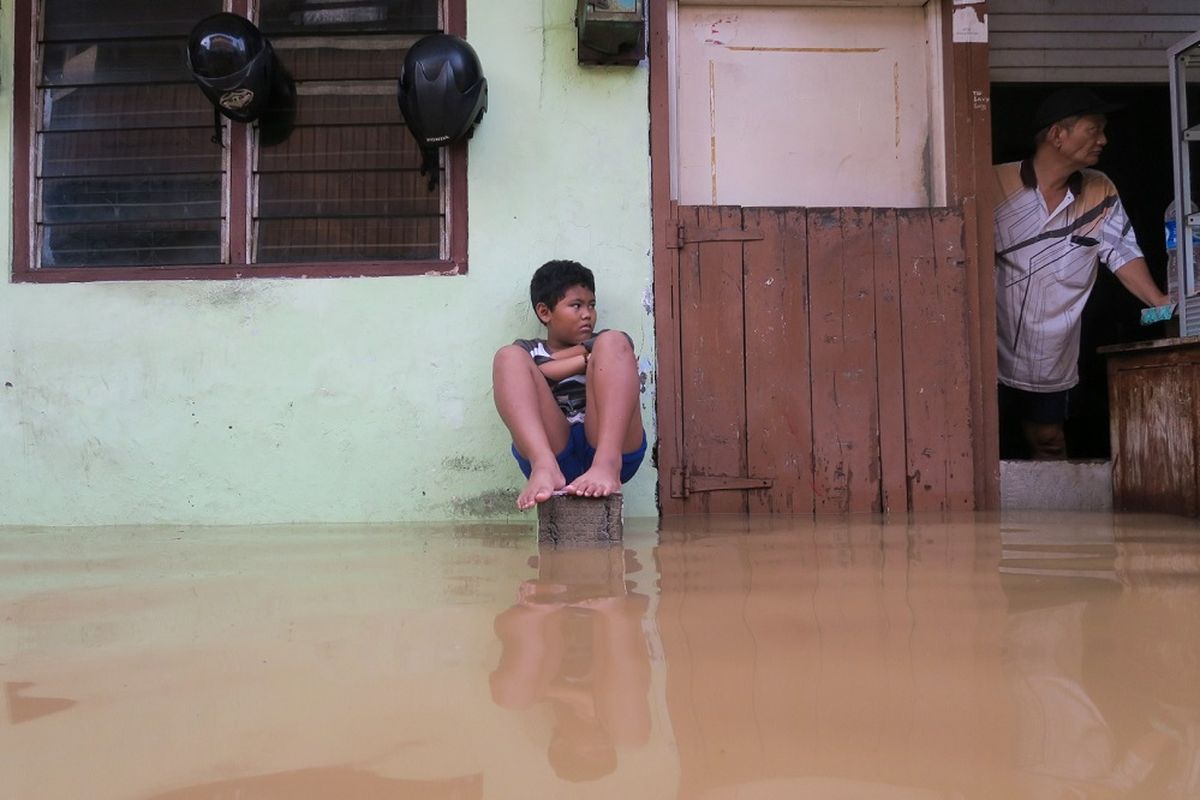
[671,467,773,498]
[667,223,765,249]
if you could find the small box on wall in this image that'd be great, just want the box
[576,0,645,65]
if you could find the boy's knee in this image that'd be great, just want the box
[493,344,530,369]
[592,330,634,356]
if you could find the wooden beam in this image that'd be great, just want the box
[942,0,999,510]
[649,0,683,515]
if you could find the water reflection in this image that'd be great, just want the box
[490,543,652,782]
[637,514,1200,799]
[1000,513,1200,798]
[3,516,1198,799]
[145,768,482,799]
[4,681,77,724]
[653,516,1013,799]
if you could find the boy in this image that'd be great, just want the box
[493,260,647,510]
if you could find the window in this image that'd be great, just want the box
[13,0,467,282]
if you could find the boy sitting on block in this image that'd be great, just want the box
[493,260,647,510]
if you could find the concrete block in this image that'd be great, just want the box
[1000,459,1113,511]
[537,492,623,545]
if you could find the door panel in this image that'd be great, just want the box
[675,5,937,207]
[896,209,974,512]
[871,209,910,513]
[809,208,881,512]
[743,207,813,514]
[678,206,750,513]
[664,206,976,514]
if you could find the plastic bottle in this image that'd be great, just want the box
[1164,199,1200,301]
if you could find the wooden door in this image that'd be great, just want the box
[660,205,978,514]
[649,1,1000,514]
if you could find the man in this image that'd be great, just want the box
[993,87,1171,459]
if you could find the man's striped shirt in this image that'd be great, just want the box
[993,160,1143,392]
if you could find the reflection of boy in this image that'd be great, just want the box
[489,577,651,782]
[493,260,647,510]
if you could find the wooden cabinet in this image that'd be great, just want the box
[1103,337,1200,516]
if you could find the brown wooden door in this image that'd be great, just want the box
[659,205,979,515]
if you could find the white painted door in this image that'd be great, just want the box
[674,4,943,208]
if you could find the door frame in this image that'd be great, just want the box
[648,0,1000,514]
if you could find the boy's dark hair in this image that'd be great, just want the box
[530,259,595,312]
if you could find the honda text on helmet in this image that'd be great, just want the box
[397,34,488,189]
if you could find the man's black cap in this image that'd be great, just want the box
[1031,87,1123,133]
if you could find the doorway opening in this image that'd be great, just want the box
[990,83,1197,460]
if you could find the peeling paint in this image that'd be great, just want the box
[893,62,901,148]
[922,130,934,205]
[703,14,738,46]
[708,60,719,204]
[638,357,654,394]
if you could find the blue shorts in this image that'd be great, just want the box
[511,422,647,484]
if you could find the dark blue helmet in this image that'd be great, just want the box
[397,34,488,187]
[187,13,275,123]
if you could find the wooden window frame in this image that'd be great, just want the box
[12,0,468,283]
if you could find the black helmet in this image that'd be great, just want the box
[397,34,487,188]
[187,13,275,123]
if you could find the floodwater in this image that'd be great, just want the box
[2,512,1198,800]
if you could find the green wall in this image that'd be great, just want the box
[0,2,656,524]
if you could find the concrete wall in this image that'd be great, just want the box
[0,2,657,525]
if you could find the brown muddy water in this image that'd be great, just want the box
[2,512,1198,799]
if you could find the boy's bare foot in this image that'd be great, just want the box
[518,464,566,510]
[565,458,622,498]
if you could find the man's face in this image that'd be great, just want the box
[1052,113,1108,169]
[537,284,596,349]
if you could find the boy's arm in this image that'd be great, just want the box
[538,346,588,382]
[548,344,589,360]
